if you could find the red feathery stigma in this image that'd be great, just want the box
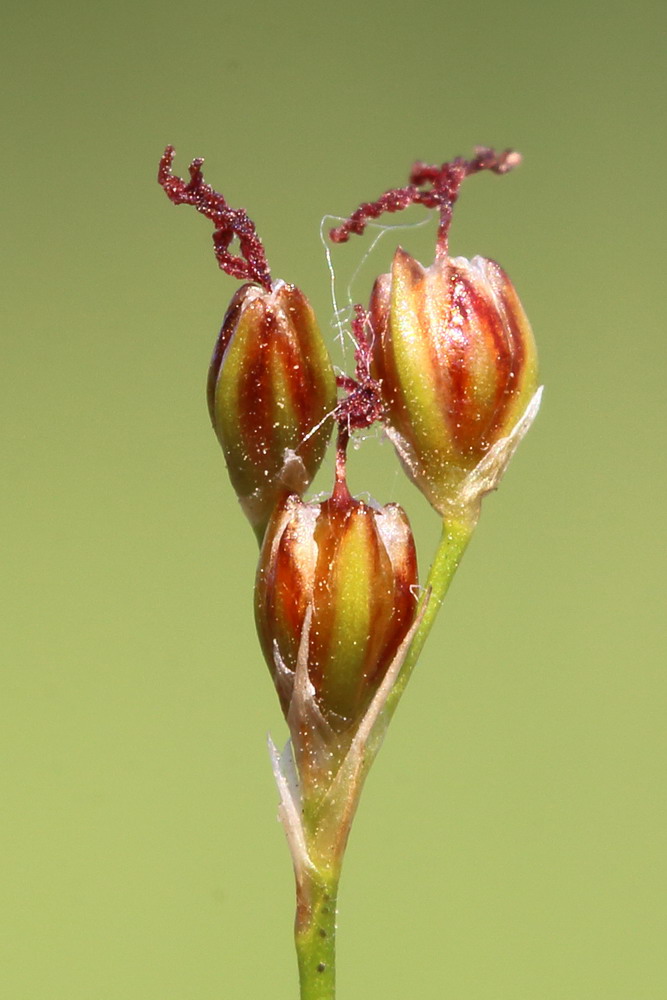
[330,146,521,259]
[158,146,272,291]
[334,305,385,433]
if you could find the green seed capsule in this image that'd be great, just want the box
[208,281,337,542]
[254,482,418,730]
[370,248,538,515]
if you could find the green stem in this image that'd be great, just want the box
[295,868,339,1000]
[293,513,475,999]
[385,513,476,720]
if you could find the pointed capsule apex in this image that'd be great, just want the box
[393,244,425,281]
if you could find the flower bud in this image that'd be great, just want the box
[254,485,418,730]
[370,248,538,515]
[208,281,337,541]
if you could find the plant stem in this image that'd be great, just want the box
[295,868,339,1000]
[385,513,476,719]
[292,514,474,999]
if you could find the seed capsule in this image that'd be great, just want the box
[158,148,337,541]
[254,482,418,729]
[208,281,336,541]
[369,247,538,514]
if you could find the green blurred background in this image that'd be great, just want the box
[2,0,665,996]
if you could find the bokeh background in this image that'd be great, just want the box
[2,0,665,997]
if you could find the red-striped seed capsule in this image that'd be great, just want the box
[369,247,538,515]
[254,480,418,730]
[208,281,336,542]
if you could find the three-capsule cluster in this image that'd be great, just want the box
[159,146,538,732]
